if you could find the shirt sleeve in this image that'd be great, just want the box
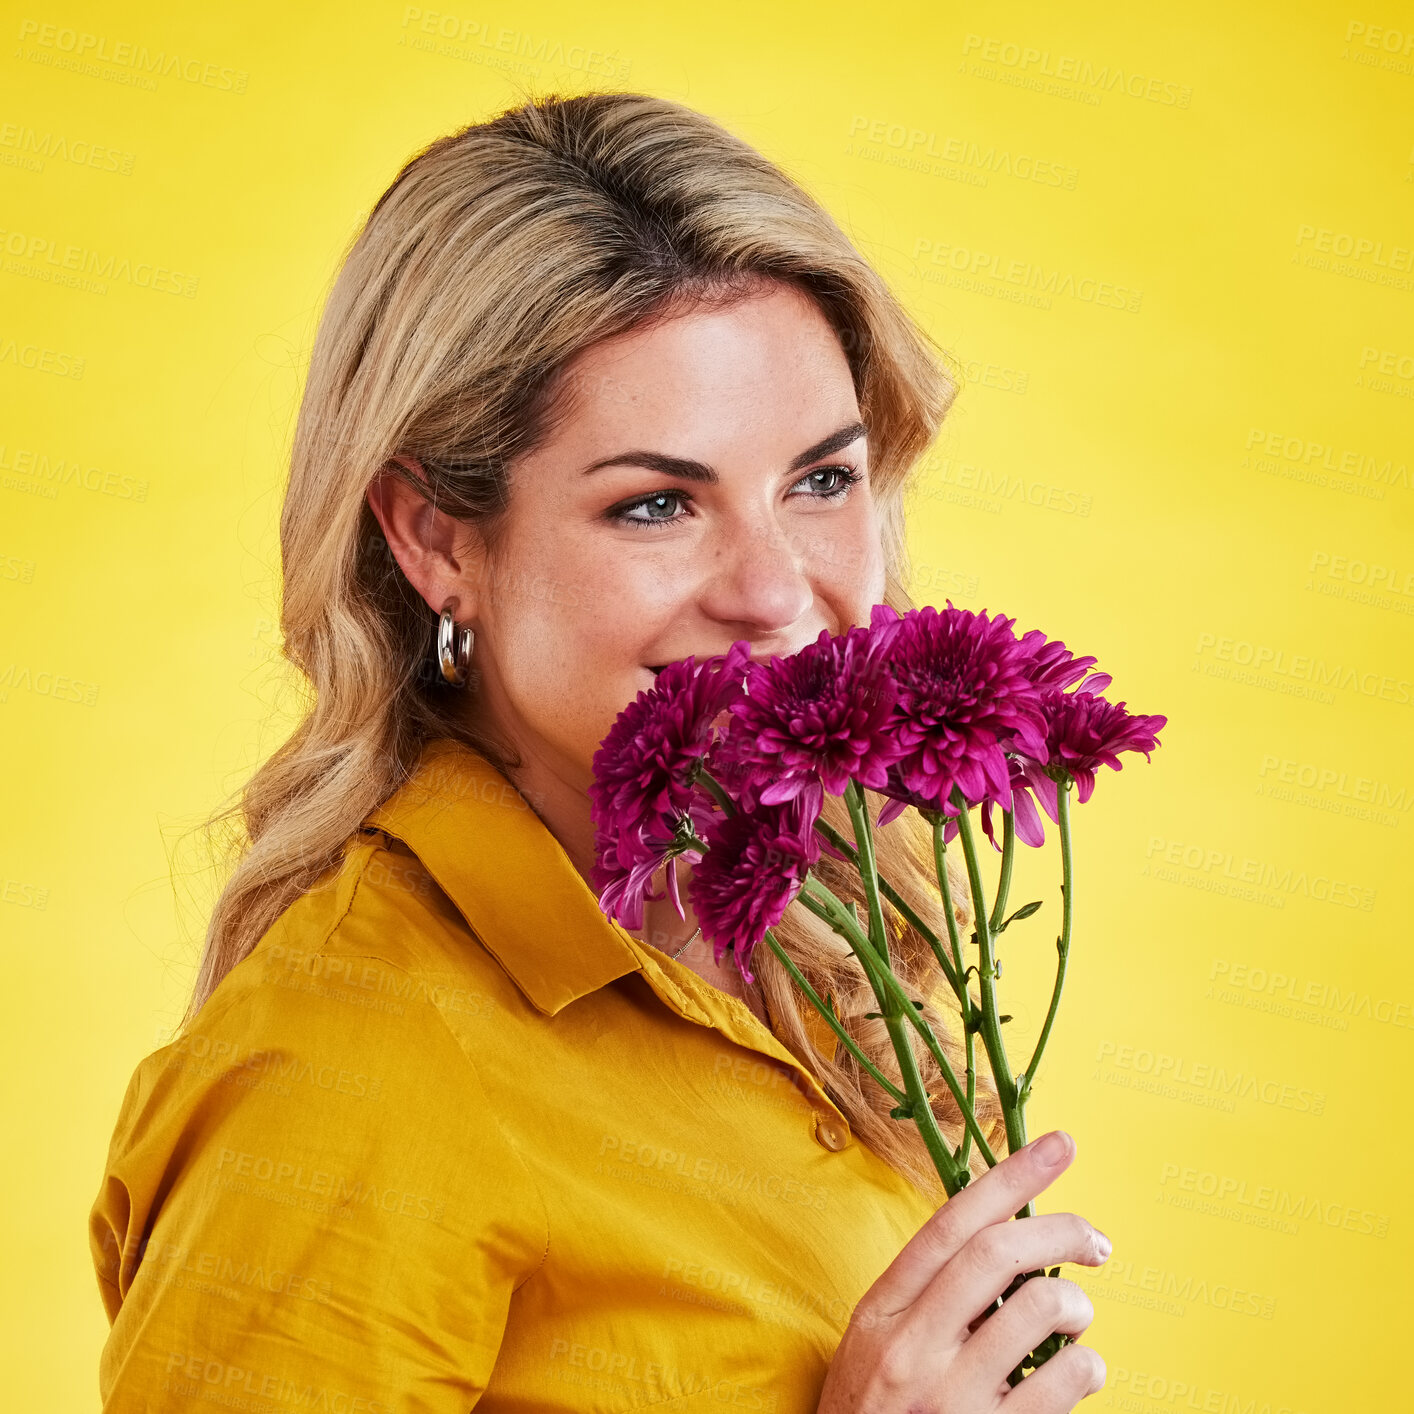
[88,944,550,1414]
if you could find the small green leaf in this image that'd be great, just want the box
[998,1014,1013,1023]
[997,900,1043,933]
[863,1010,883,1020]
[912,998,925,1010]
[889,1104,915,1120]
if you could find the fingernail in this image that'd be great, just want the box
[1096,1232,1113,1259]
[1032,1130,1072,1168]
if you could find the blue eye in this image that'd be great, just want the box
[609,465,863,531]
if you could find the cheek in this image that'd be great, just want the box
[493,550,662,689]
[563,559,671,653]
[856,502,889,600]
[812,516,886,607]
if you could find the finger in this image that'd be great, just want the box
[860,1131,1077,1315]
[920,1212,1111,1344]
[1000,1340,1107,1411]
[953,1275,1095,1394]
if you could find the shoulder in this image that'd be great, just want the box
[242,830,528,1030]
[90,834,549,1312]
[108,831,530,1147]
[88,850,553,1406]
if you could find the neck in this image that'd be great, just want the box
[481,728,764,1015]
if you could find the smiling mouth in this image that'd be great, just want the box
[648,654,779,676]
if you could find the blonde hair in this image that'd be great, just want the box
[185,89,1004,1199]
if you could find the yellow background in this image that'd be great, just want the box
[3,2,1410,1408]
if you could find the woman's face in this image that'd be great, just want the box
[398,280,888,804]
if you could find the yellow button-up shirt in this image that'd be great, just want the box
[90,737,938,1412]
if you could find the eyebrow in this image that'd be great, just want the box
[579,420,868,483]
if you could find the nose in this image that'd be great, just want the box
[695,510,814,633]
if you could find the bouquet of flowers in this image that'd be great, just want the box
[589,602,1166,1381]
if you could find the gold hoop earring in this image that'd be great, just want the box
[437,601,474,685]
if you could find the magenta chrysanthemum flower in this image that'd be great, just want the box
[593,792,718,931]
[716,621,907,816]
[871,776,967,842]
[981,630,1112,849]
[1014,628,1111,696]
[1037,692,1166,808]
[595,849,680,933]
[980,756,1048,848]
[997,691,1166,846]
[687,794,823,982]
[872,602,1047,828]
[590,642,750,927]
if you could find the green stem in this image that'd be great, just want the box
[842,782,890,968]
[987,810,1016,937]
[933,818,977,1171]
[812,817,962,996]
[695,766,736,817]
[795,880,964,1193]
[1019,777,1074,1127]
[798,875,998,1171]
[952,792,1068,1386]
[762,928,906,1104]
[952,793,1031,1219]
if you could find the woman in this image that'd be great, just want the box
[89,92,1111,1412]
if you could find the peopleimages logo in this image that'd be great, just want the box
[912,236,1142,312]
[0,226,198,297]
[1193,631,1413,709]
[1094,1040,1326,1116]
[1144,835,1376,911]
[1158,1162,1389,1239]
[1294,223,1414,271]
[15,19,249,93]
[959,32,1193,107]
[1244,427,1410,496]
[1308,550,1414,598]
[847,116,1079,189]
[0,334,84,379]
[0,120,136,175]
[1258,753,1410,813]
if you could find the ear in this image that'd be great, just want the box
[365,457,489,622]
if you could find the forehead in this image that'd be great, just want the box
[548,283,858,443]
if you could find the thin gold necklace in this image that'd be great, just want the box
[667,924,701,960]
[665,928,767,1025]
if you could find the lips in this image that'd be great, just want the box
[648,653,785,676]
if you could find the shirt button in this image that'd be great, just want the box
[815,1114,850,1151]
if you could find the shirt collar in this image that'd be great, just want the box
[360,737,849,1120]
[361,736,648,1016]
